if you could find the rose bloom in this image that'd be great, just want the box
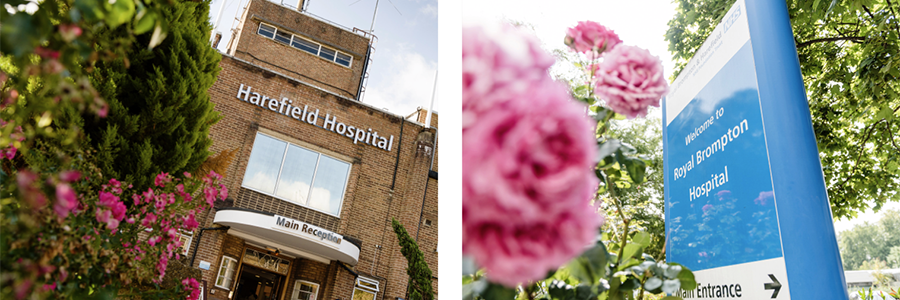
[593,44,668,118]
[565,21,622,55]
[463,24,601,287]
[462,23,556,129]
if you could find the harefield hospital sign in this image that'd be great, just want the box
[237,84,395,152]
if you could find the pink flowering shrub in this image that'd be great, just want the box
[463,23,602,287]
[565,21,622,55]
[592,44,668,118]
[0,167,226,299]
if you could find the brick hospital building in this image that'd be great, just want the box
[183,1,439,299]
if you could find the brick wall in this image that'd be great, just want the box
[229,0,370,99]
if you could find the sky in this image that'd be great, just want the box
[461,0,895,234]
[207,0,438,116]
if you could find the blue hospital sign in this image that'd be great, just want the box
[663,0,849,299]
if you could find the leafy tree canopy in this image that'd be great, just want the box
[665,0,900,220]
[837,209,900,270]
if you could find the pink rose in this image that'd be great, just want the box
[462,23,556,129]
[593,44,668,118]
[54,183,79,219]
[565,21,622,55]
[463,24,601,287]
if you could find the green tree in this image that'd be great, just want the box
[84,0,222,190]
[665,0,900,220]
[392,218,434,300]
[602,116,667,261]
[887,246,900,268]
[837,209,900,270]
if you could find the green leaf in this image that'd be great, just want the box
[880,60,892,74]
[567,243,609,284]
[106,0,135,28]
[673,264,697,290]
[75,0,106,21]
[133,9,156,34]
[482,283,517,300]
[618,277,640,290]
[549,281,575,300]
[875,106,894,121]
[598,139,621,161]
[621,243,642,262]
[463,279,488,300]
[632,232,651,247]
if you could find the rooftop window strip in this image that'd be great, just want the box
[256,22,353,68]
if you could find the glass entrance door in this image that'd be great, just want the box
[234,265,285,300]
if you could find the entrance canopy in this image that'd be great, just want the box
[214,208,360,265]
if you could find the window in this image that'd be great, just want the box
[275,30,292,45]
[215,256,239,289]
[317,47,336,62]
[258,23,276,39]
[292,280,319,300]
[256,23,353,67]
[335,53,352,67]
[178,231,193,256]
[351,277,379,300]
[242,133,351,216]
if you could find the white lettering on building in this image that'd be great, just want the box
[237,84,395,152]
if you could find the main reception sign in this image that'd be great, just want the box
[663,0,848,299]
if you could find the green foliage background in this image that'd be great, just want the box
[665,0,900,220]
[84,0,222,191]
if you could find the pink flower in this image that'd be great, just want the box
[142,212,158,228]
[565,21,622,55]
[593,45,668,118]
[148,236,163,247]
[59,170,81,182]
[14,279,32,300]
[17,170,47,209]
[462,24,600,287]
[218,184,229,200]
[96,208,120,230]
[183,213,199,230]
[2,146,16,160]
[183,278,201,300]
[155,172,171,187]
[54,183,79,219]
[702,204,714,214]
[462,23,556,129]
[203,186,217,206]
[59,23,82,42]
[98,191,118,208]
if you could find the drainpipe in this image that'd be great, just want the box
[190,226,231,267]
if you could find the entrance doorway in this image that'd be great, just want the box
[234,265,285,300]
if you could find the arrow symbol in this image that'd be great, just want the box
[764,274,782,298]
